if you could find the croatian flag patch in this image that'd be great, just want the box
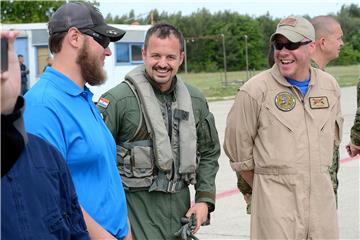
[98,97,110,109]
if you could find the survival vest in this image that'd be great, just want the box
[118,65,198,193]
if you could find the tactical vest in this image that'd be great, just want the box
[117,65,198,193]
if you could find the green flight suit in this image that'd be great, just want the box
[97,69,220,240]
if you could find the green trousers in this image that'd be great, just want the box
[126,187,190,240]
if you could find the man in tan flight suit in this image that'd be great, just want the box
[224,16,343,239]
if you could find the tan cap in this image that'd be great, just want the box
[270,16,315,43]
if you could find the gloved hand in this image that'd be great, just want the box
[174,214,199,240]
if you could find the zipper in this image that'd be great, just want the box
[166,102,172,141]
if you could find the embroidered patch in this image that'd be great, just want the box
[309,96,329,109]
[279,17,297,27]
[275,92,296,112]
[98,97,110,109]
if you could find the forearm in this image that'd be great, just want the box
[240,170,254,187]
[81,207,116,240]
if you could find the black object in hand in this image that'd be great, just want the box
[1,38,8,73]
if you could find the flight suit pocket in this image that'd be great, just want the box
[43,208,69,236]
[132,146,154,178]
[117,145,132,177]
[334,116,343,146]
[319,118,335,167]
[197,113,218,148]
[259,105,296,167]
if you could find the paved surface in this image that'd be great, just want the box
[192,86,360,239]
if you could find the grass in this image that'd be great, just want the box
[179,65,360,99]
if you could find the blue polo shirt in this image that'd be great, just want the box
[24,67,128,238]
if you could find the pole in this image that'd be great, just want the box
[184,39,188,74]
[245,34,249,80]
[221,34,227,85]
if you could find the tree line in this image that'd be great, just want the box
[2,1,359,72]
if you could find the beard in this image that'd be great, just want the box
[76,39,107,86]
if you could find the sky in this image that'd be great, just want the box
[99,0,359,20]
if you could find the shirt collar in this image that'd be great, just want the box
[43,67,93,97]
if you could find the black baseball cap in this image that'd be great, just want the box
[48,2,126,42]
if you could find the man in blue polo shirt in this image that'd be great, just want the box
[24,2,130,239]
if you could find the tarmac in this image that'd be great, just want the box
[192,86,360,239]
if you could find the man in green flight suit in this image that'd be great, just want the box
[97,23,220,240]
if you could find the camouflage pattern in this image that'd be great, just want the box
[351,79,360,146]
[236,172,252,214]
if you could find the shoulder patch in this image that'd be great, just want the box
[98,97,110,109]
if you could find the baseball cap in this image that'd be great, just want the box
[270,16,315,43]
[48,2,125,42]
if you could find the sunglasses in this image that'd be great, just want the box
[273,40,312,51]
[80,29,110,49]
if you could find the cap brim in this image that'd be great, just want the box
[92,24,126,42]
[270,29,304,43]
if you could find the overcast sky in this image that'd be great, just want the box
[99,0,358,19]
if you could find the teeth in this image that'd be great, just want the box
[281,59,294,64]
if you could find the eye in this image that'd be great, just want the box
[167,55,177,60]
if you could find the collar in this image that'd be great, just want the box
[271,64,316,88]
[43,67,94,98]
[145,69,178,96]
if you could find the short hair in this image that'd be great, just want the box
[311,16,340,40]
[144,23,184,52]
[18,54,23,58]
[48,31,67,54]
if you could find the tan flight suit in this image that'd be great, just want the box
[224,65,343,239]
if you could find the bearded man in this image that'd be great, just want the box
[24,2,131,239]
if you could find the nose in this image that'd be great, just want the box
[158,57,167,67]
[105,47,111,56]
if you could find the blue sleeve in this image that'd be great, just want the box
[24,105,67,159]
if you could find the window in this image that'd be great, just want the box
[115,43,143,64]
[36,46,50,75]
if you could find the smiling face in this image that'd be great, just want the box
[274,35,315,81]
[142,34,184,92]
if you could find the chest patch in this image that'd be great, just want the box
[98,97,110,109]
[275,92,296,112]
[309,96,329,109]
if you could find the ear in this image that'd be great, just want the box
[66,27,83,49]
[179,51,185,65]
[319,37,326,50]
[141,47,146,61]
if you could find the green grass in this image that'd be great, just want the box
[179,65,360,99]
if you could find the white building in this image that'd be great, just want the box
[2,23,152,101]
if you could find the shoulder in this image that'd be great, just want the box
[100,81,135,104]
[185,83,207,104]
[313,68,340,94]
[26,134,66,171]
[240,69,272,100]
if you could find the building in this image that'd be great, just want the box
[2,23,151,101]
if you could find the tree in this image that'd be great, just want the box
[1,0,99,23]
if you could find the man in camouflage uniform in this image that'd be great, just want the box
[346,79,360,157]
[97,23,220,240]
[311,15,344,204]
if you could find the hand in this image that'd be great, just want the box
[346,143,360,157]
[185,202,208,234]
[1,30,20,114]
